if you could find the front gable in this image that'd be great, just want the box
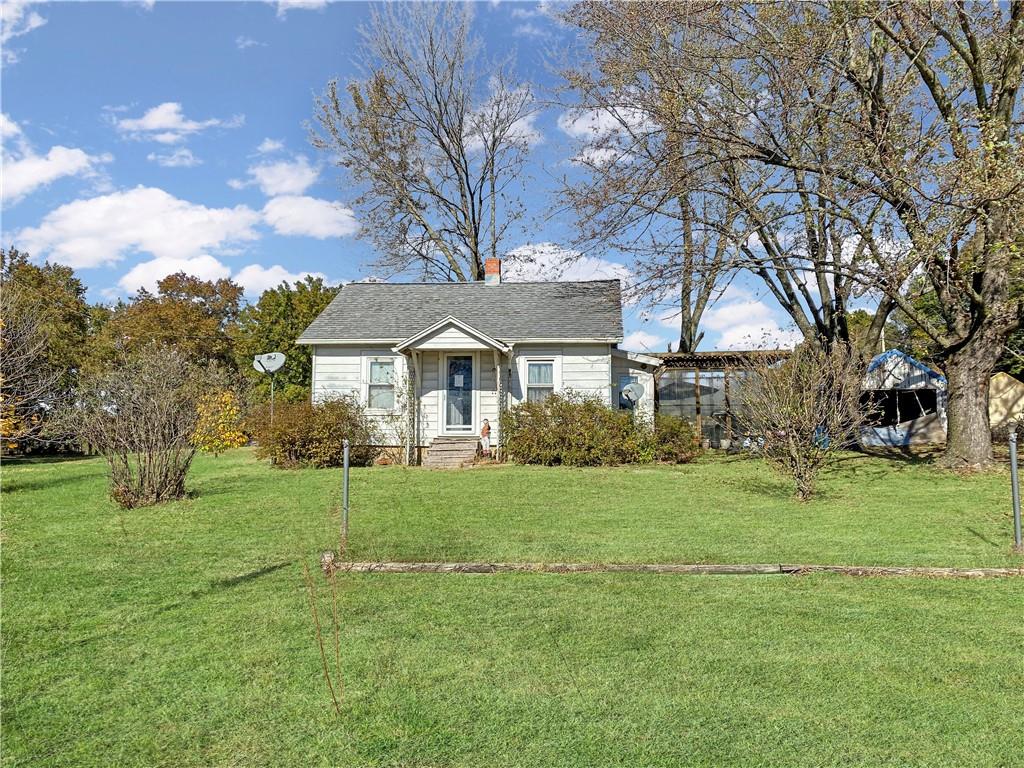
[393,316,510,353]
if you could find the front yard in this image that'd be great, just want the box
[2,450,1022,766]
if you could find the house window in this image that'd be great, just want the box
[618,375,639,409]
[367,359,396,410]
[526,360,554,403]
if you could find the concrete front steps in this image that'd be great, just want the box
[423,436,480,469]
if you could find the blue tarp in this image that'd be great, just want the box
[865,349,946,384]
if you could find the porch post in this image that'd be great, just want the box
[493,349,503,461]
[405,351,417,465]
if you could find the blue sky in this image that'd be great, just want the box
[0,0,801,352]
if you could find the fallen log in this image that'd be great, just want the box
[325,561,1024,578]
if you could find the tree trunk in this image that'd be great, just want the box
[941,334,1003,468]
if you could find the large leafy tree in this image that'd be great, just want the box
[92,272,244,369]
[1,247,90,389]
[1,248,91,444]
[230,276,339,402]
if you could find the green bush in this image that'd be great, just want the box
[653,413,702,463]
[248,396,381,468]
[501,393,703,467]
[500,393,636,466]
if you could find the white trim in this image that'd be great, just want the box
[612,347,661,368]
[298,338,403,345]
[439,351,479,435]
[518,354,562,403]
[361,353,401,415]
[393,316,510,353]
[299,336,621,346]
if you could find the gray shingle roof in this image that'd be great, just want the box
[298,280,623,343]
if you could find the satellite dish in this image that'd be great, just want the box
[253,352,286,373]
[622,382,645,403]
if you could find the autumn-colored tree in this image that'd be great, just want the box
[92,272,244,369]
[1,247,90,389]
[230,276,339,403]
[1,248,91,446]
[192,390,248,455]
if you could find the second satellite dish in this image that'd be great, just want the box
[622,382,645,403]
[253,352,286,373]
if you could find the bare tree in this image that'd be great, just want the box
[563,2,896,354]
[568,1,1023,467]
[742,344,866,501]
[53,346,207,508]
[313,2,536,281]
[561,3,736,352]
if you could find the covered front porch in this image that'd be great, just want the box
[393,316,511,465]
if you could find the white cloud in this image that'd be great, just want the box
[233,264,327,296]
[146,148,202,168]
[235,35,265,50]
[703,299,801,350]
[262,195,359,238]
[256,137,285,154]
[514,23,548,38]
[18,186,262,269]
[506,112,543,147]
[1,114,112,205]
[557,107,653,166]
[276,0,327,18]
[117,257,329,297]
[622,330,667,352]
[505,242,633,288]
[465,90,543,153]
[114,102,243,144]
[118,255,232,293]
[230,155,319,196]
[1,0,46,63]
[557,108,649,139]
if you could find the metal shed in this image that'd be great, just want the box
[859,350,947,447]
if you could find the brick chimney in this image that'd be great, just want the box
[484,257,502,285]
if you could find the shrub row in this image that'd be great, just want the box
[500,392,700,467]
[248,396,381,468]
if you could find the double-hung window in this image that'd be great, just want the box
[526,360,555,403]
[367,358,396,410]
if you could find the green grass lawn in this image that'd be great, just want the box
[3,450,1022,766]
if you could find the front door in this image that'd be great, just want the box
[444,354,474,433]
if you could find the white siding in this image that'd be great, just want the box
[311,345,361,400]
[511,344,612,405]
[414,325,490,350]
[313,342,616,448]
[416,350,441,443]
[611,354,656,422]
[312,345,406,444]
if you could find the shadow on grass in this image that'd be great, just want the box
[2,467,109,494]
[965,527,1001,548]
[207,561,294,591]
[58,560,295,652]
[2,454,98,466]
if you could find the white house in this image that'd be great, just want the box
[297,258,658,465]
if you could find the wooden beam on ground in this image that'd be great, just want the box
[325,562,1024,578]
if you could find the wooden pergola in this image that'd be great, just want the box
[653,350,790,444]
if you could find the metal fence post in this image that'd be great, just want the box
[1010,428,1022,552]
[341,438,350,553]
